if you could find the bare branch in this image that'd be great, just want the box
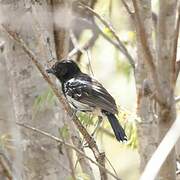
[105,156,119,178]
[94,22,135,70]
[69,30,94,76]
[68,30,86,58]
[67,28,98,59]
[16,122,121,180]
[79,3,135,69]
[120,0,134,18]
[0,151,13,180]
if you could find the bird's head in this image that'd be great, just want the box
[46,60,81,82]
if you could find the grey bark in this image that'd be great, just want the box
[134,0,158,172]
[134,0,178,179]
[157,0,177,179]
[0,42,14,180]
[2,1,71,179]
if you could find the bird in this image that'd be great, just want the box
[46,60,127,142]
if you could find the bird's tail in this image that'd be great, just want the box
[104,112,127,142]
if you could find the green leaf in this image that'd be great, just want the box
[78,112,95,127]
[58,124,70,139]
[32,88,56,117]
[102,27,114,38]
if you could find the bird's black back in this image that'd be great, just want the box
[63,73,118,114]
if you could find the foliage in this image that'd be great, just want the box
[58,124,70,140]
[33,88,138,149]
[78,108,138,149]
[118,109,138,149]
[32,88,56,117]
[78,112,95,127]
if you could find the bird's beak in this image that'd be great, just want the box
[46,68,54,74]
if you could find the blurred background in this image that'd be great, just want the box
[0,0,179,179]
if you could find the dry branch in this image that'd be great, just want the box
[79,3,135,69]
[120,0,134,18]
[16,122,121,180]
[0,151,13,180]
[68,29,98,59]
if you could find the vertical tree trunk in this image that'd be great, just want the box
[134,0,158,171]
[157,0,177,179]
[0,41,14,180]
[2,1,71,179]
[134,0,178,179]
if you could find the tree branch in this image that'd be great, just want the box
[67,28,98,59]
[16,122,121,180]
[0,151,13,180]
[120,0,134,18]
[79,3,135,69]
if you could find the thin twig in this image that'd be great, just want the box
[120,0,134,18]
[0,152,13,180]
[16,122,121,180]
[94,23,124,51]
[105,156,119,178]
[68,29,85,58]
[1,24,107,180]
[79,3,135,69]
[69,30,94,75]
[94,22,135,72]
[86,50,94,76]
[68,29,98,59]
